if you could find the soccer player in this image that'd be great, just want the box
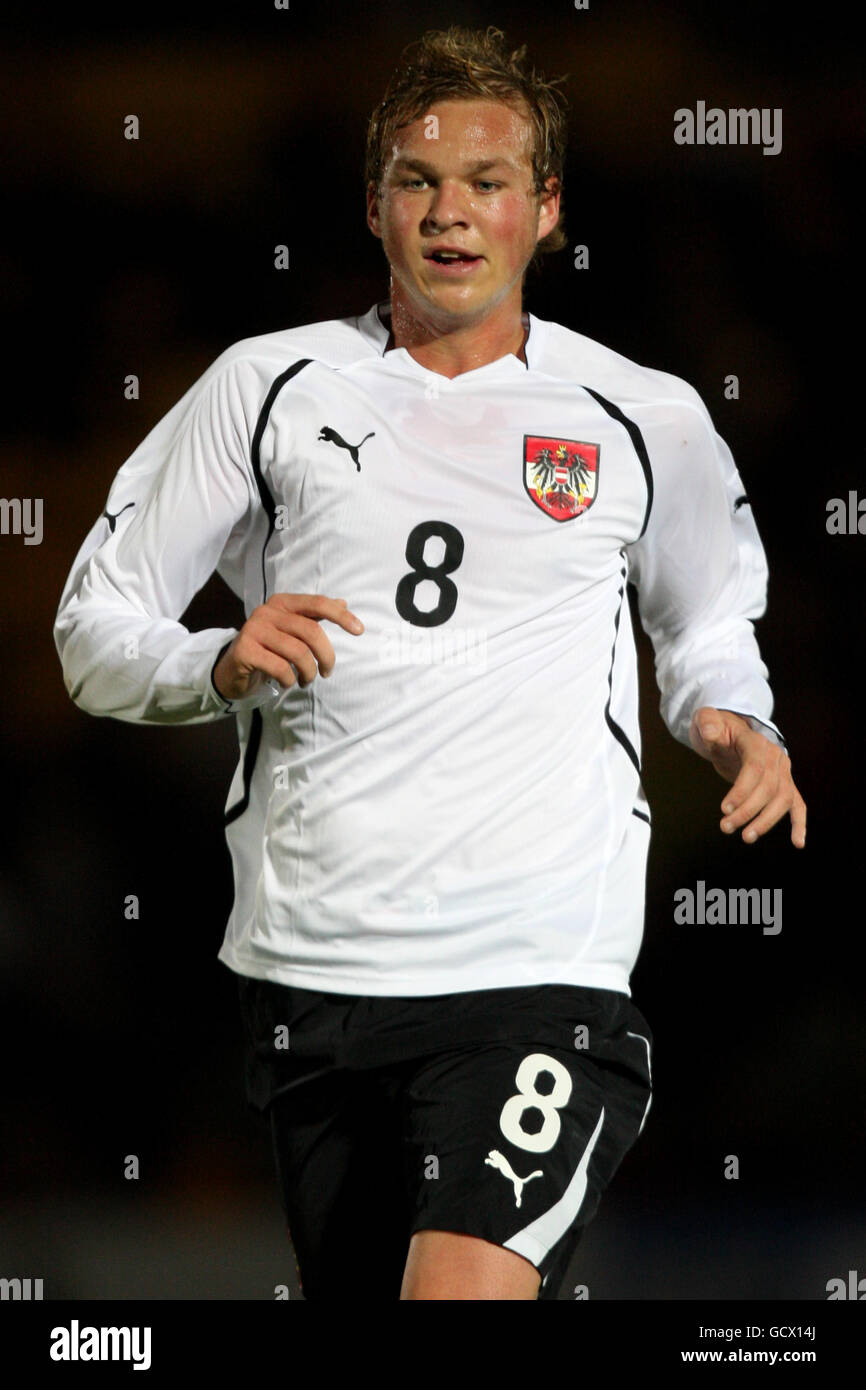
[54,26,806,1300]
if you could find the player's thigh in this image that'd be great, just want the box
[237,975,414,1300]
[268,1067,413,1300]
[401,1228,541,1300]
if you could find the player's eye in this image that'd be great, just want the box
[476,181,501,192]
[402,178,428,189]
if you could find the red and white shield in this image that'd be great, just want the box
[523,435,600,522]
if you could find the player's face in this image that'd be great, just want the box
[367,98,559,334]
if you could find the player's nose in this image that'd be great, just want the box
[423,178,471,227]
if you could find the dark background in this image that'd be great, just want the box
[1,0,861,1299]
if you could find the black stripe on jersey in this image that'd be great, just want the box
[250,358,314,601]
[223,359,313,827]
[580,386,653,540]
[225,708,264,826]
[606,553,650,825]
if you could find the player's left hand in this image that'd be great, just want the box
[688,707,807,848]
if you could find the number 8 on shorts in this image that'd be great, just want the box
[498,1053,573,1154]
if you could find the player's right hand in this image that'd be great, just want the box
[212,594,364,701]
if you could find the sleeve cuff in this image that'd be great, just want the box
[718,708,788,754]
[206,635,281,715]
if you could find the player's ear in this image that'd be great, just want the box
[366,180,383,239]
[535,175,561,243]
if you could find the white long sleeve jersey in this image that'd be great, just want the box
[55,300,785,997]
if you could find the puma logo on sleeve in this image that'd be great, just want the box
[103,501,135,533]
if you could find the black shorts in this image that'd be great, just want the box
[237,975,653,1300]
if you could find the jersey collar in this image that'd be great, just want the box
[357,299,543,382]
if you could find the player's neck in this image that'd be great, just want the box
[384,291,528,378]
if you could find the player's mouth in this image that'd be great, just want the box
[423,246,484,274]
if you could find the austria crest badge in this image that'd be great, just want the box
[523,435,600,522]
